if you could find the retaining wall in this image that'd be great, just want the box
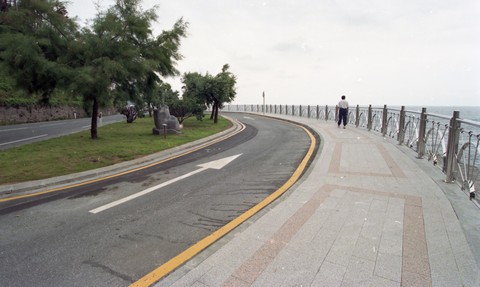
[0,106,115,124]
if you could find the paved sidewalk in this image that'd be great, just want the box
[155,114,480,287]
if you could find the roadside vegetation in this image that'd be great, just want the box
[0,116,231,185]
[0,1,238,185]
[1,0,236,136]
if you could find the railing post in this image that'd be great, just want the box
[300,105,302,117]
[382,105,388,136]
[367,105,373,131]
[417,107,427,159]
[355,105,360,127]
[308,105,311,118]
[335,105,339,123]
[398,106,405,145]
[285,105,288,115]
[445,111,460,182]
[316,105,320,120]
[292,105,295,116]
[325,105,328,121]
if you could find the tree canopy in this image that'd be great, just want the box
[0,0,78,104]
[181,64,236,123]
[68,0,187,139]
[0,0,188,139]
[1,0,237,138]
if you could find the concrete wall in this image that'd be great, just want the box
[1,105,125,124]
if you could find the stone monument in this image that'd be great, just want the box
[152,105,181,135]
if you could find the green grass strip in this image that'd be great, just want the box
[0,116,231,185]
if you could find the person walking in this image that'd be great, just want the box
[337,95,349,129]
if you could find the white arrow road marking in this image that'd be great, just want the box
[89,154,242,214]
[243,116,255,120]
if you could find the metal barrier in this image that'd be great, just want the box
[223,104,480,206]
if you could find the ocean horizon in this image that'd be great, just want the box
[403,106,480,122]
[334,105,479,122]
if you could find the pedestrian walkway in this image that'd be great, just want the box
[154,114,480,287]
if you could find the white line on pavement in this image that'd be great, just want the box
[38,123,65,127]
[89,154,242,214]
[0,134,48,146]
[0,127,28,132]
[89,167,206,214]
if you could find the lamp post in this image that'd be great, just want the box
[262,91,265,114]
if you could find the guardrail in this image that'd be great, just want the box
[223,104,480,207]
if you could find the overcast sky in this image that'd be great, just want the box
[68,0,479,107]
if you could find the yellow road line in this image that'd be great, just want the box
[130,122,317,287]
[0,119,245,203]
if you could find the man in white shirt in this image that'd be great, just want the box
[337,95,349,129]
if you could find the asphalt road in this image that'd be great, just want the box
[0,113,317,287]
[0,114,125,150]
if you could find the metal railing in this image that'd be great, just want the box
[223,104,480,206]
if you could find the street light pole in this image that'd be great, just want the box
[262,91,265,114]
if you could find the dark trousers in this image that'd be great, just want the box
[338,108,348,126]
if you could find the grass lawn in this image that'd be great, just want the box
[0,116,231,185]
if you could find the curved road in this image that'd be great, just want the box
[0,113,318,287]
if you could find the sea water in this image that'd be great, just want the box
[405,106,480,122]
[401,106,480,134]
[389,106,480,191]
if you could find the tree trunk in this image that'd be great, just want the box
[213,100,219,124]
[210,103,215,120]
[91,97,98,139]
